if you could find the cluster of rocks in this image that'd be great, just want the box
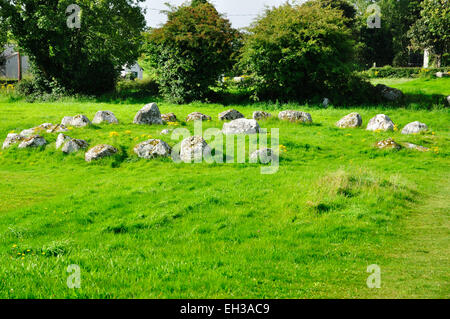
[2,101,436,163]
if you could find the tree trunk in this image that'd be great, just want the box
[423,49,430,68]
[17,51,22,81]
[435,54,442,68]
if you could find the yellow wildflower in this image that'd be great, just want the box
[109,131,119,137]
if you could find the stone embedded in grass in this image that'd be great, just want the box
[56,133,88,154]
[161,129,172,135]
[322,98,330,107]
[85,144,117,162]
[186,112,211,122]
[401,121,428,135]
[446,95,450,105]
[20,123,53,137]
[222,118,260,135]
[56,133,71,149]
[18,135,47,149]
[134,139,172,159]
[161,113,177,123]
[218,109,245,121]
[46,124,68,133]
[278,110,312,123]
[250,148,276,164]
[133,103,163,125]
[336,113,362,128]
[375,138,402,150]
[2,133,24,149]
[375,84,403,101]
[366,114,394,131]
[253,111,272,121]
[92,111,119,124]
[180,136,211,163]
[402,142,429,152]
[61,115,92,127]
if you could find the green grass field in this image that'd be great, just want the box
[0,78,448,298]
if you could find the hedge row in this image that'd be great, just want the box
[361,67,449,79]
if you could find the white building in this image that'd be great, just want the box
[1,46,143,80]
[121,62,144,80]
[0,46,30,79]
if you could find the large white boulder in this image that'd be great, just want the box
[133,103,163,125]
[401,121,428,135]
[366,114,394,131]
[134,139,172,159]
[186,112,211,122]
[2,133,24,149]
[180,136,211,162]
[61,115,91,127]
[85,144,117,162]
[92,111,118,124]
[336,113,362,128]
[55,133,88,153]
[278,110,312,123]
[253,111,272,121]
[218,109,244,121]
[18,135,47,148]
[222,118,260,135]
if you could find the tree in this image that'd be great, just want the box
[144,0,238,103]
[408,0,450,67]
[239,1,367,102]
[0,0,146,94]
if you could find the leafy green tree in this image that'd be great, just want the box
[239,1,369,103]
[144,0,238,103]
[0,0,146,94]
[408,0,450,67]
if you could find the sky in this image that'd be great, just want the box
[143,0,299,29]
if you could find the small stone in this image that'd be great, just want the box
[366,114,394,131]
[18,135,47,149]
[2,133,24,149]
[446,96,450,105]
[250,148,276,164]
[336,113,362,128]
[218,109,244,121]
[180,136,211,162]
[375,138,402,150]
[46,124,68,133]
[222,118,260,135]
[85,144,117,162]
[134,139,172,159]
[161,113,177,123]
[322,98,330,107]
[253,111,272,121]
[92,111,118,124]
[278,110,312,123]
[161,129,172,135]
[402,143,429,152]
[186,112,211,122]
[401,121,428,135]
[435,72,449,78]
[133,103,163,125]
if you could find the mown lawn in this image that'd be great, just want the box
[0,81,449,298]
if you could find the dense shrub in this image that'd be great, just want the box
[239,1,369,103]
[361,66,450,78]
[116,79,159,97]
[144,0,239,103]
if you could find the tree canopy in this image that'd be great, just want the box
[0,0,146,94]
[144,0,238,103]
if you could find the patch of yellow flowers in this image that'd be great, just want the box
[279,144,287,153]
